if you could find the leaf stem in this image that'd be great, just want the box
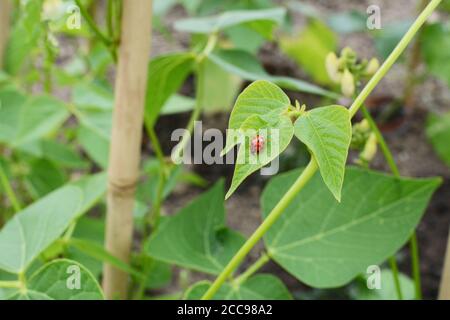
[233,253,270,286]
[361,105,422,299]
[0,280,21,289]
[0,162,22,213]
[202,0,442,299]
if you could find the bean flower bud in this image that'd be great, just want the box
[341,69,355,97]
[359,133,378,164]
[325,52,342,83]
[365,58,380,76]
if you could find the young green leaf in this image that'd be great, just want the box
[222,80,291,156]
[426,112,450,166]
[421,23,450,86]
[262,167,441,288]
[225,115,294,199]
[208,49,337,98]
[146,180,245,275]
[184,274,292,300]
[294,105,352,201]
[26,158,67,198]
[0,174,106,274]
[352,270,415,300]
[144,52,196,127]
[8,260,104,300]
[175,8,286,37]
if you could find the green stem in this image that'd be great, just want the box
[0,280,21,289]
[349,0,442,118]
[172,60,206,163]
[202,0,442,300]
[202,159,319,300]
[388,256,403,299]
[361,105,422,299]
[0,162,21,213]
[74,0,116,61]
[410,232,422,299]
[233,253,270,286]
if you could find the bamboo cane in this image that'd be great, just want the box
[439,229,450,299]
[0,0,12,69]
[103,0,153,299]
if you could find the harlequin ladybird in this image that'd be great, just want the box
[250,135,265,154]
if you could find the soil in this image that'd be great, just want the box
[146,0,450,299]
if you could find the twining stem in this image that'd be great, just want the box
[361,105,422,299]
[233,253,270,286]
[74,0,117,61]
[0,162,22,213]
[202,0,442,300]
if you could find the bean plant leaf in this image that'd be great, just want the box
[262,167,441,288]
[208,49,337,98]
[0,174,107,274]
[294,105,352,201]
[0,89,69,147]
[225,115,294,199]
[175,8,286,37]
[146,180,245,275]
[8,260,104,300]
[426,112,450,166]
[184,274,292,300]
[145,52,196,127]
[222,80,291,156]
[351,270,415,300]
[280,19,337,85]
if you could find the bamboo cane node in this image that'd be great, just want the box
[108,179,138,197]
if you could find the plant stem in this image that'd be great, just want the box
[172,60,206,163]
[233,253,270,286]
[361,105,423,299]
[438,231,450,299]
[410,232,422,299]
[74,0,117,61]
[0,162,22,213]
[0,280,21,289]
[349,0,442,118]
[202,159,319,300]
[103,0,153,300]
[202,0,442,299]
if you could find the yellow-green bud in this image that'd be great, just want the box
[365,58,380,76]
[325,52,341,83]
[341,69,355,97]
[359,133,378,164]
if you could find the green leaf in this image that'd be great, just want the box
[146,180,245,274]
[294,105,352,201]
[40,139,88,169]
[374,21,412,59]
[280,19,337,85]
[77,125,110,169]
[421,23,450,86]
[327,11,367,34]
[209,49,337,98]
[351,270,415,300]
[184,274,292,300]
[426,112,450,166]
[222,80,290,156]
[9,260,104,300]
[5,0,43,75]
[160,94,195,115]
[25,158,67,198]
[72,82,113,111]
[262,167,441,288]
[0,89,69,147]
[0,174,106,274]
[226,115,294,199]
[175,7,286,37]
[68,238,142,279]
[145,52,196,127]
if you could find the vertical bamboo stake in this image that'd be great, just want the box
[103,0,153,299]
[0,0,12,69]
[439,230,450,299]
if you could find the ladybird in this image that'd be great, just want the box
[250,135,265,154]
